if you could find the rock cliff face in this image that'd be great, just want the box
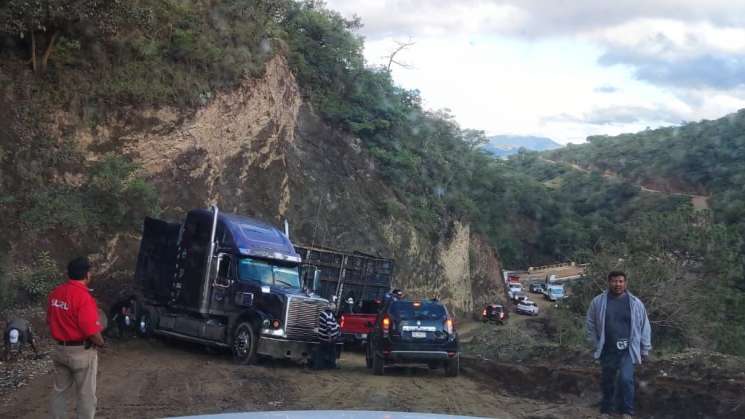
[68,56,503,313]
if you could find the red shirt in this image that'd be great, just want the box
[47,280,102,342]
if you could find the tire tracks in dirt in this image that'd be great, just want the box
[0,338,597,419]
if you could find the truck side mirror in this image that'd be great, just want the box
[366,321,373,328]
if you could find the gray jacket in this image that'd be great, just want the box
[586,290,652,364]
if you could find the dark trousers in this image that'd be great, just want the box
[312,342,337,369]
[600,349,635,415]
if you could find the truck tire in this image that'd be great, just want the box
[372,353,384,375]
[232,322,257,365]
[137,309,155,338]
[445,354,459,377]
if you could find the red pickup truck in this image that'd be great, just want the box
[339,299,383,346]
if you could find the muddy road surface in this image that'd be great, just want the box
[1,338,599,419]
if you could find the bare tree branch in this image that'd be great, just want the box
[384,39,415,72]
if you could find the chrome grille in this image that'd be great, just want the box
[285,296,325,342]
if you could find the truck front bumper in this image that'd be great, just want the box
[257,337,343,361]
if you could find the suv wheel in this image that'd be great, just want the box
[232,322,257,365]
[445,354,459,377]
[137,309,155,338]
[365,343,373,369]
[373,352,384,375]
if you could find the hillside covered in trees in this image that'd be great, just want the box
[514,115,745,354]
[547,112,745,232]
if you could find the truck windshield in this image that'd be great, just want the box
[550,288,563,295]
[238,258,301,289]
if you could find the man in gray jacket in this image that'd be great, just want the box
[586,271,651,418]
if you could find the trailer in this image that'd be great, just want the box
[294,244,394,344]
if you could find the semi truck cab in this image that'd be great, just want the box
[135,206,330,364]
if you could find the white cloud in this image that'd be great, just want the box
[324,1,745,143]
[327,1,745,39]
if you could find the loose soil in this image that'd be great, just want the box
[1,338,598,419]
[2,304,743,419]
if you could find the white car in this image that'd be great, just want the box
[516,300,539,316]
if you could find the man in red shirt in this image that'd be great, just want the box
[47,257,105,419]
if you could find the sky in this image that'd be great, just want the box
[324,0,745,144]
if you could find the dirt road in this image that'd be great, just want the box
[0,337,600,419]
[538,157,710,210]
[3,311,741,419]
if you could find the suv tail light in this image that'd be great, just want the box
[482,308,487,317]
[499,312,504,320]
[445,318,454,335]
[382,315,391,337]
[340,314,345,329]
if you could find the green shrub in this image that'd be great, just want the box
[20,155,159,235]
[0,253,15,311]
[14,251,61,303]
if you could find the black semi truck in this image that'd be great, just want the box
[134,205,331,364]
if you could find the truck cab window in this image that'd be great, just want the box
[238,258,301,289]
[273,266,301,289]
[238,258,273,285]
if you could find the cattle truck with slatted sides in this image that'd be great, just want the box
[294,245,394,345]
[133,205,335,364]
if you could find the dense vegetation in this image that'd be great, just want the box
[547,114,745,233]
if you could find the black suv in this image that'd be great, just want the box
[365,299,459,377]
[481,303,507,324]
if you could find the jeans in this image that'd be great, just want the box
[600,349,635,415]
[311,342,337,369]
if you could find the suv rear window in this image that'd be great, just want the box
[389,302,446,321]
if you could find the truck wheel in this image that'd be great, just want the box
[445,354,459,377]
[372,353,384,375]
[232,322,257,365]
[137,310,155,338]
[365,344,373,369]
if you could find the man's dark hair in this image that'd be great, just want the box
[67,257,91,280]
[608,271,627,281]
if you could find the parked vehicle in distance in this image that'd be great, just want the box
[544,285,566,302]
[481,304,507,324]
[507,284,523,299]
[366,299,459,377]
[529,282,545,294]
[516,300,539,316]
[511,292,529,304]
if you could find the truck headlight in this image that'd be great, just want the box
[261,328,285,337]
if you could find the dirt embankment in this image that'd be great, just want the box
[9,54,501,315]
